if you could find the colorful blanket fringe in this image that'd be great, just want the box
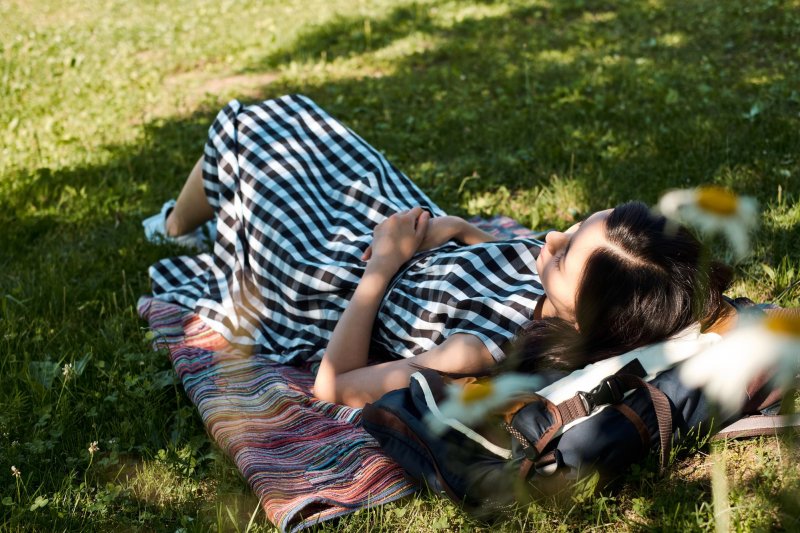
[138,216,538,531]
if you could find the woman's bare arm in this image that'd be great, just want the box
[316,333,495,407]
[314,209,499,406]
[314,207,427,404]
[452,217,498,245]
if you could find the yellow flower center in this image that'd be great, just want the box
[461,382,493,403]
[765,313,800,338]
[696,186,739,216]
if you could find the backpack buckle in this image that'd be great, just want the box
[579,377,624,413]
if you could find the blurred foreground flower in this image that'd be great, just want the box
[428,373,542,434]
[657,186,758,260]
[679,311,800,419]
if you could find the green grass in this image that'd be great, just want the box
[1,0,799,530]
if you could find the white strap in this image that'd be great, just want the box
[534,325,722,435]
[413,373,513,459]
[538,325,722,404]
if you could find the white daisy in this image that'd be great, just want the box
[656,186,758,260]
[678,311,800,419]
[431,373,544,431]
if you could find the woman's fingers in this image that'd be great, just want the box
[400,206,423,223]
[415,210,431,242]
[363,207,431,264]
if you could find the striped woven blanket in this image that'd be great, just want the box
[138,216,537,531]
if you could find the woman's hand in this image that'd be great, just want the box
[416,215,467,252]
[316,207,430,404]
[362,214,496,264]
[361,207,431,274]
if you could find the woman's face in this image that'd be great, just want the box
[535,209,613,323]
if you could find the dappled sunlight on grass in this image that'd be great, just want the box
[428,1,514,27]
[718,438,800,529]
[745,73,787,86]
[89,448,265,530]
[2,0,800,529]
[465,175,589,230]
[537,48,580,66]
[581,10,619,24]
[369,33,445,64]
[656,32,687,48]
[113,455,210,508]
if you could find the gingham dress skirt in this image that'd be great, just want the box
[149,95,545,364]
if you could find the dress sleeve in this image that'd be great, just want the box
[443,297,539,363]
[373,240,544,363]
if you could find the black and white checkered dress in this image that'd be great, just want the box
[149,95,545,364]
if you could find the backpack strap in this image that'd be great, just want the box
[507,362,646,462]
[554,373,674,471]
[624,376,673,471]
[502,396,563,463]
[612,403,651,450]
[554,358,648,423]
[509,359,677,473]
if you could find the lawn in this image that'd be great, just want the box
[1,0,799,530]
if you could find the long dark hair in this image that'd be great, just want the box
[508,201,732,374]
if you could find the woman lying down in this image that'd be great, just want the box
[143,94,763,412]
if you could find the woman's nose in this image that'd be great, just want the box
[544,230,567,253]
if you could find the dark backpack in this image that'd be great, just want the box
[362,356,789,516]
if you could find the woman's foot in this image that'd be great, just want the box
[142,199,216,250]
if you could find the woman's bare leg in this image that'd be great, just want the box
[165,156,215,236]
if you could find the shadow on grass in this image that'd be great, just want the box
[3,0,800,252]
[3,1,798,331]
[248,0,800,206]
[2,0,800,529]
[258,2,440,67]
